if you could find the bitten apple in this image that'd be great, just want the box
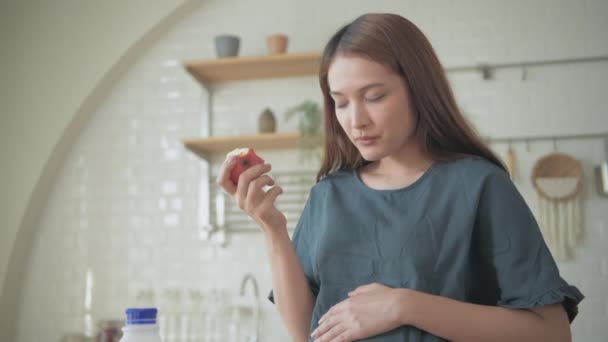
[227,148,265,184]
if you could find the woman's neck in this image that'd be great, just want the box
[360,144,434,190]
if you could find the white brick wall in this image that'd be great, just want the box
[16,0,608,341]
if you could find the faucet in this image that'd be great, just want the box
[239,273,260,342]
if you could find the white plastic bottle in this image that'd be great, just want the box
[119,308,163,342]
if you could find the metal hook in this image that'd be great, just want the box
[478,63,493,80]
[521,64,527,81]
[553,137,558,151]
[525,139,530,153]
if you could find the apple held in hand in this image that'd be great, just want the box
[227,148,265,184]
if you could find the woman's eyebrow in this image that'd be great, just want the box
[329,82,385,96]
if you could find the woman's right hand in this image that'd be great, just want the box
[216,156,286,234]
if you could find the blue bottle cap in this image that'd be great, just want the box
[125,308,157,325]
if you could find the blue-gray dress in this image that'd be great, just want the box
[269,156,583,341]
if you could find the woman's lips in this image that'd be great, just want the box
[355,136,379,146]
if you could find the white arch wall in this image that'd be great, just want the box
[12,0,608,341]
[0,0,191,298]
[0,1,194,340]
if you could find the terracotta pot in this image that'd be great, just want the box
[266,34,288,55]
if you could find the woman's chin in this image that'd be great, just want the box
[357,149,385,162]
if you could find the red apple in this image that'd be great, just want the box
[227,148,265,184]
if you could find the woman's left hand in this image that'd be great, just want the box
[310,283,411,342]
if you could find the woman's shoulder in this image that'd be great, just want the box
[439,155,508,181]
[314,168,353,186]
[433,156,512,199]
[308,168,355,195]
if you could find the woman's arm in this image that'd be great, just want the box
[401,288,571,342]
[265,229,315,342]
[216,158,314,341]
[312,283,571,342]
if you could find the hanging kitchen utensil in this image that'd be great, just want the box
[505,142,516,180]
[212,192,227,246]
[596,163,608,196]
[198,182,226,246]
[531,153,584,260]
[595,136,608,197]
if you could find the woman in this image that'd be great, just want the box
[216,13,583,342]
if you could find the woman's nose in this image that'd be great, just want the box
[350,103,370,129]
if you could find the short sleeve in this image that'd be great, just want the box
[473,168,584,322]
[268,194,320,304]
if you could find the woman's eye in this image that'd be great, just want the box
[335,102,347,109]
[365,94,385,102]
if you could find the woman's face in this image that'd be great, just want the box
[328,54,418,162]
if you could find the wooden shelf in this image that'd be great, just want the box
[182,53,322,161]
[183,132,305,159]
[183,52,321,84]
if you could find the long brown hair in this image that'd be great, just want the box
[317,13,505,181]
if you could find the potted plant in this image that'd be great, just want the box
[283,100,323,159]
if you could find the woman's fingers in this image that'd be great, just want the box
[216,157,285,231]
[245,175,276,212]
[263,185,283,206]
[319,304,342,325]
[216,156,238,195]
[249,174,276,193]
[312,316,335,340]
[235,163,272,210]
[317,323,346,342]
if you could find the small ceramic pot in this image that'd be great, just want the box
[258,108,277,133]
[266,34,288,55]
[215,35,240,58]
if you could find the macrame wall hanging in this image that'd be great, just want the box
[531,153,584,261]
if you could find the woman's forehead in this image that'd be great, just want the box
[328,55,396,92]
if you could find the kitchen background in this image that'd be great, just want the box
[1,0,607,341]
